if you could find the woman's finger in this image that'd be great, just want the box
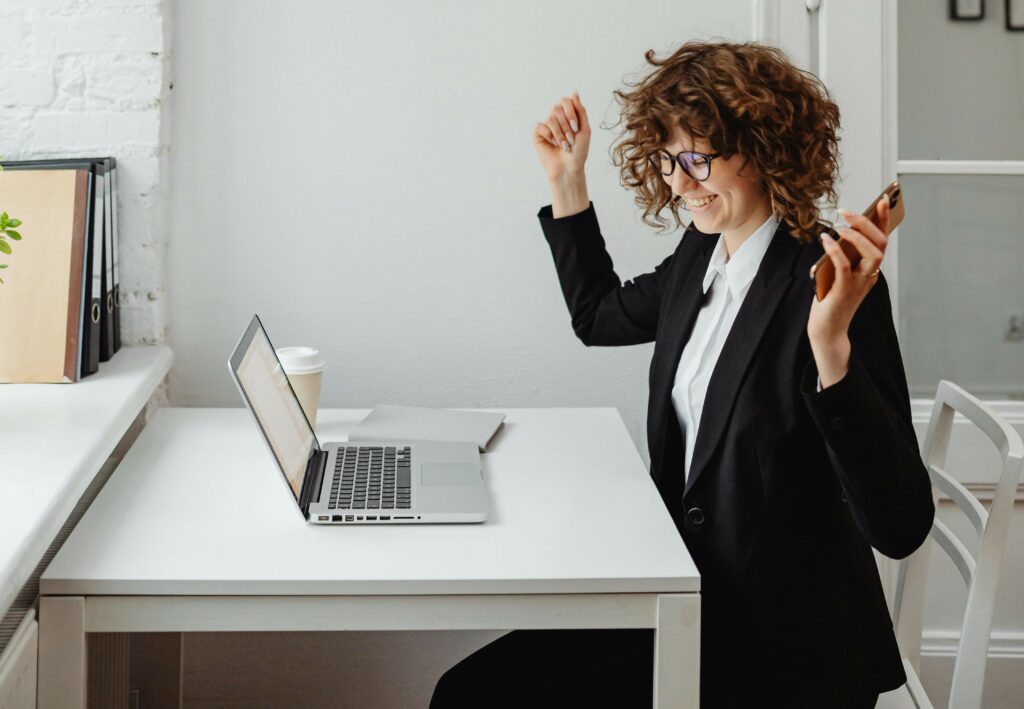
[875,197,890,237]
[559,97,579,136]
[534,122,558,148]
[837,227,884,275]
[572,92,589,133]
[547,112,573,152]
[839,206,888,250]
[821,232,851,292]
[550,101,575,148]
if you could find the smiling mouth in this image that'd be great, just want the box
[685,194,718,208]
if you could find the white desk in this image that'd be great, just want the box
[40,407,701,708]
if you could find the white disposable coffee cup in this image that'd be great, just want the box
[276,346,326,428]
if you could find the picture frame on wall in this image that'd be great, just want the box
[950,0,985,20]
[1008,0,1024,30]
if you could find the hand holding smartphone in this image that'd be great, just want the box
[810,181,905,300]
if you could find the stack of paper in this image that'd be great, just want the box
[348,405,506,452]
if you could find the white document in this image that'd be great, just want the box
[349,405,505,452]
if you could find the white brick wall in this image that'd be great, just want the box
[0,0,172,346]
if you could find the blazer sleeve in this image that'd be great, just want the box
[800,272,935,559]
[538,202,675,347]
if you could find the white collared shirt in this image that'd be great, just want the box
[672,213,780,480]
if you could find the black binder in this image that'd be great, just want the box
[98,158,115,362]
[0,158,106,377]
[109,158,121,353]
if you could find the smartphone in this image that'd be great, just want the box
[810,180,905,301]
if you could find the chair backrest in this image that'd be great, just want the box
[891,380,1024,709]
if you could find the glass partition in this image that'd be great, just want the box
[897,174,1024,399]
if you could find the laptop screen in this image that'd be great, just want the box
[228,315,318,500]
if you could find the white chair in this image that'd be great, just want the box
[876,380,1024,709]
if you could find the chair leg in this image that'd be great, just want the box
[901,658,934,709]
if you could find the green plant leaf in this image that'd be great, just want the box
[0,212,7,222]
[5,230,20,240]
[0,263,7,267]
[8,219,20,227]
[0,241,11,254]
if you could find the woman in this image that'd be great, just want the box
[431,40,934,708]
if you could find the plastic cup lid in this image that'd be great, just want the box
[275,346,326,374]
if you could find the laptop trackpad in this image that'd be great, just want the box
[421,463,479,486]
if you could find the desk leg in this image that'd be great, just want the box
[38,596,87,709]
[654,593,700,709]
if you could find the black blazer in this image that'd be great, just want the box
[539,203,935,706]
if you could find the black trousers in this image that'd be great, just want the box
[429,629,882,709]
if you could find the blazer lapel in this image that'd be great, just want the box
[648,234,713,492]
[682,222,802,497]
[659,237,715,382]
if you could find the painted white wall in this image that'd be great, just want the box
[166,0,753,467]
[168,2,754,706]
[165,2,1024,706]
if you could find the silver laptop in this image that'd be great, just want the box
[228,314,488,525]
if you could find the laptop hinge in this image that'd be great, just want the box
[298,449,328,518]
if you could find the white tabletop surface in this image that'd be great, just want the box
[42,407,699,596]
[0,346,173,615]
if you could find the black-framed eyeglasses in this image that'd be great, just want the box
[647,150,722,182]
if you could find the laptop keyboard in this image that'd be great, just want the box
[328,445,412,510]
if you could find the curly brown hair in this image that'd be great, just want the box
[608,40,841,244]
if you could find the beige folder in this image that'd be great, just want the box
[0,169,90,383]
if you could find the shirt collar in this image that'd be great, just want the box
[701,213,780,298]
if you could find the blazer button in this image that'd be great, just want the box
[830,416,845,431]
[686,507,705,525]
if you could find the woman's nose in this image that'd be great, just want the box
[670,167,699,196]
